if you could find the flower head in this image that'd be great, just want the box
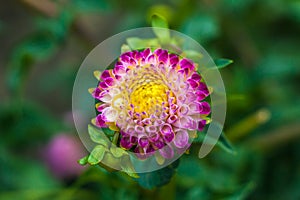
[91,48,210,160]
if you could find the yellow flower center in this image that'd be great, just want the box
[130,82,170,115]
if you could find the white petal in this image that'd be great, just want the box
[102,107,118,122]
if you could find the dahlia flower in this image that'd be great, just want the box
[90,48,210,160]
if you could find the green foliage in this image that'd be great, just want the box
[194,131,236,155]
[136,160,179,189]
[151,14,170,44]
[126,37,159,50]
[214,58,234,69]
[80,125,139,178]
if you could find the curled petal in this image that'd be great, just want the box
[95,115,107,128]
[104,77,115,86]
[132,50,142,60]
[135,125,145,133]
[160,123,173,135]
[198,82,209,95]
[177,95,186,104]
[186,92,197,102]
[154,48,163,56]
[200,102,211,115]
[154,119,163,126]
[152,138,165,149]
[191,73,201,81]
[120,136,133,149]
[169,104,179,115]
[145,145,155,154]
[100,70,111,80]
[163,131,175,143]
[126,126,135,134]
[178,105,189,116]
[142,118,151,125]
[178,82,189,91]
[173,130,189,148]
[102,107,118,122]
[99,91,112,103]
[146,54,156,64]
[120,54,131,63]
[113,64,126,75]
[138,135,149,148]
[97,103,109,113]
[134,147,147,160]
[129,58,137,65]
[188,119,198,130]
[92,87,102,99]
[158,50,168,63]
[159,145,174,159]
[145,125,157,133]
[188,102,203,114]
[196,90,207,101]
[198,120,207,131]
[180,58,195,71]
[187,78,199,89]
[142,48,151,58]
[99,81,109,89]
[167,115,178,124]
[130,135,138,144]
[148,132,159,142]
[173,116,190,129]
[169,54,179,65]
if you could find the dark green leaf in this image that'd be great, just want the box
[194,131,236,155]
[223,182,256,200]
[71,0,111,12]
[136,159,179,189]
[101,127,115,137]
[214,58,233,69]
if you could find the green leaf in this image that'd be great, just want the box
[101,127,115,136]
[136,159,179,189]
[110,146,127,158]
[78,155,89,165]
[120,156,139,178]
[151,14,170,44]
[88,145,106,165]
[101,152,121,170]
[223,182,256,200]
[182,50,203,61]
[88,124,110,146]
[126,37,159,50]
[194,131,236,155]
[182,14,219,43]
[218,132,236,154]
[214,58,233,69]
[71,0,111,13]
[121,44,131,53]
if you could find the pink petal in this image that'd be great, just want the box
[173,130,189,148]
[159,145,174,159]
[100,70,111,80]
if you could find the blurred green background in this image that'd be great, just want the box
[1,0,300,199]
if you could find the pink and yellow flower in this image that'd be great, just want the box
[91,48,210,159]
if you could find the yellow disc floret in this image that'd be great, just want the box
[130,82,169,115]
